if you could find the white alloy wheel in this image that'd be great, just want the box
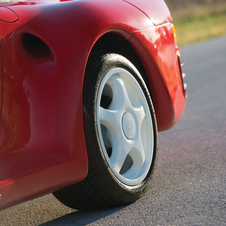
[96,67,154,186]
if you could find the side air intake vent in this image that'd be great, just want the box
[21,33,51,58]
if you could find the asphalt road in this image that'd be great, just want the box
[1,36,226,226]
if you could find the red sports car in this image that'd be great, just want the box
[0,0,187,211]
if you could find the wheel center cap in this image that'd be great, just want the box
[122,112,136,140]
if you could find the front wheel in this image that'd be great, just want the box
[53,52,158,210]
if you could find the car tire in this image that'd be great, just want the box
[53,51,158,210]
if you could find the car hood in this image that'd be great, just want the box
[123,0,172,25]
[1,0,172,25]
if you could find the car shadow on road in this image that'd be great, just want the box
[40,205,127,226]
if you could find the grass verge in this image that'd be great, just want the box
[170,3,226,46]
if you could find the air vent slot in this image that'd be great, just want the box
[21,33,51,58]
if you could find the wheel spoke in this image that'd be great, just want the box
[110,136,133,173]
[99,106,120,128]
[132,136,146,167]
[99,106,121,145]
[131,104,147,168]
[110,134,146,176]
[133,103,145,128]
[108,76,133,111]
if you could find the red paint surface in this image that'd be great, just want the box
[0,0,186,210]
[0,6,18,23]
[130,24,186,130]
[123,0,172,25]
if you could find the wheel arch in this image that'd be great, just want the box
[85,32,162,127]
[85,30,183,132]
[90,33,149,86]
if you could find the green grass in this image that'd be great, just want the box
[170,3,226,46]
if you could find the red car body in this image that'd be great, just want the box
[0,0,186,210]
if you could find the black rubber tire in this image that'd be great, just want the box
[53,51,158,210]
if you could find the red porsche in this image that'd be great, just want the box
[0,0,187,210]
